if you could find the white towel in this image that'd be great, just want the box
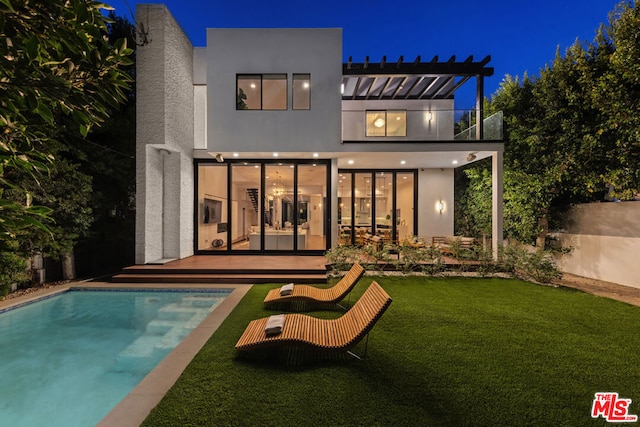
[265,314,286,336]
[280,283,294,296]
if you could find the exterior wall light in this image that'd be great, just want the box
[425,111,433,122]
[436,201,444,214]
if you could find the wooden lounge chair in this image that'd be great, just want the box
[236,281,392,360]
[263,262,365,309]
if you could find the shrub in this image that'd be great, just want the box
[0,251,30,296]
[499,245,562,284]
[325,245,361,274]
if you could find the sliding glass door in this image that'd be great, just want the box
[337,169,417,246]
[196,160,328,253]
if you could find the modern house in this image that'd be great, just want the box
[135,4,504,264]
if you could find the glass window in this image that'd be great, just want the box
[262,74,287,110]
[298,163,326,250]
[231,163,262,251]
[396,172,414,243]
[375,172,392,241]
[237,75,261,110]
[236,74,287,110]
[197,164,228,251]
[387,110,407,136]
[365,110,407,136]
[293,74,310,110]
[354,173,373,243]
[338,173,352,245]
[265,164,294,250]
[366,111,386,137]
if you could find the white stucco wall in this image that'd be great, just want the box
[206,28,342,153]
[557,202,640,288]
[342,99,454,141]
[136,4,195,263]
[418,168,454,239]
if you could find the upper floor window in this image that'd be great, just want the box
[293,74,310,110]
[365,110,407,137]
[237,74,287,110]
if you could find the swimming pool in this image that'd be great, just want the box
[0,287,232,427]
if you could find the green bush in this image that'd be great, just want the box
[0,251,30,296]
[499,245,562,284]
[325,245,361,274]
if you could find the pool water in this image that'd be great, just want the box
[0,288,231,427]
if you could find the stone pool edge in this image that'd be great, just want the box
[92,283,251,427]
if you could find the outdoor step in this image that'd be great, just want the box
[156,326,190,350]
[146,319,182,335]
[119,266,327,275]
[183,310,210,330]
[181,295,226,308]
[111,273,327,284]
[117,334,160,362]
[157,304,201,321]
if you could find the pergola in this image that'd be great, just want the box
[342,55,495,139]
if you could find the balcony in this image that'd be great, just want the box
[341,108,503,142]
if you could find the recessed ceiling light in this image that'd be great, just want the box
[452,160,458,165]
[250,83,256,89]
[273,153,279,157]
[313,153,319,158]
[303,82,310,89]
[400,160,406,165]
[348,160,354,165]
[254,165,259,168]
[312,163,317,167]
[232,152,239,157]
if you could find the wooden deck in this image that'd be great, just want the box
[112,255,329,284]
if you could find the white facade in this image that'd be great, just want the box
[136,4,504,263]
[205,28,342,153]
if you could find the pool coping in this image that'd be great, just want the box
[1,281,252,427]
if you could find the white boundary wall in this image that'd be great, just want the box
[557,202,640,289]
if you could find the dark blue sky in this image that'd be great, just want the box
[108,0,622,107]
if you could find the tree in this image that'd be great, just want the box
[0,0,133,248]
[591,2,640,199]
[458,2,640,245]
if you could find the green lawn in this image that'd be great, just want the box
[142,277,640,426]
